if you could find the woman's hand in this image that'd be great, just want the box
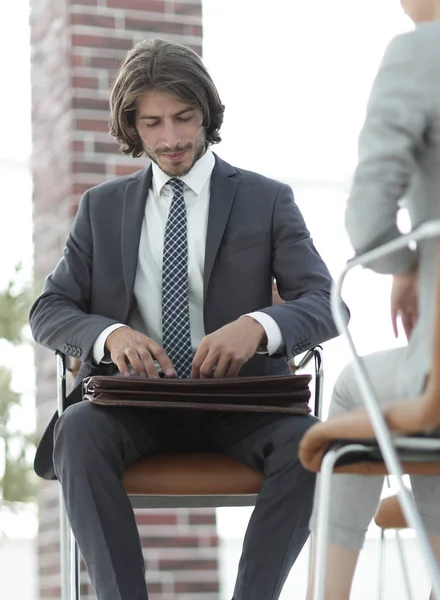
[390,266,419,341]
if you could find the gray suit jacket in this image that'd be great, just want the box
[345,22,440,396]
[30,154,340,479]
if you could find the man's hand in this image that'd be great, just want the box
[391,266,419,341]
[191,317,267,379]
[105,327,176,378]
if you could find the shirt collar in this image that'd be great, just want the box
[152,146,215,197]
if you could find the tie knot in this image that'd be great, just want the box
[168,178,184,196]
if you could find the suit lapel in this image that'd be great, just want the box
[120,157,237,316]
[121,167,152,319]
[204,156,238,299]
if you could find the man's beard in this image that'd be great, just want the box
[146,136,206,177]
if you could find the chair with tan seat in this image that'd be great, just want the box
[58,344,324,600]
[299,221,440,600]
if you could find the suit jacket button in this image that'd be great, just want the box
[62,343,68,353]
[77,348,82,357]
[293,345,298,354]
[307,340,312,348]
[67,344,72,354]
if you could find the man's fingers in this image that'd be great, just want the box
[113,352,130,376]
[138,349,160,378]
[125,347,146,376]
[199,354,217,378]
[191,344,209,378]
[225,359,242,378]
[213,356,243,378]
[212,355,230,378]
[152,345,176,377]
[108,331,174,377]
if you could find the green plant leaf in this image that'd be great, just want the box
[0,267,36,514]
[0,266,32,344]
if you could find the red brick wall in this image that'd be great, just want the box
[30,2,220,599]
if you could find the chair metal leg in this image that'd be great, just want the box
[395,529,412,600]
[375,476,391,600]
[57,352,71,600]
[313,444,370,600]
[57,351,81,600]
[60,491,71,600]
[377,528,386,600]
[304,346,324,582]
[70,533,81,600]
[381,477,412,600]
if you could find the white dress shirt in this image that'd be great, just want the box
[93,147,283,364]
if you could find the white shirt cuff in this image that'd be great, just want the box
[244,312,284,356]
[93,324,128,365]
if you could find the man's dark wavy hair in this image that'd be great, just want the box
[109,39,225,157]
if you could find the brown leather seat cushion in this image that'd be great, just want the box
[123,452,263,496]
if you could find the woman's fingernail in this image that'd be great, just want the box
[123,371,130,377]
[166,369,176,377]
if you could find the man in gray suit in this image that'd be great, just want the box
[30,39,340,600]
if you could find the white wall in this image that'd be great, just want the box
[0,538,37,600]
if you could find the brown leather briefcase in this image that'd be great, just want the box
[83,374,312,415]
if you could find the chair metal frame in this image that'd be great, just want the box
[313,220,440,600]
[56,345,323,600]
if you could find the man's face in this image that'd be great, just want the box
[135,91,206,177]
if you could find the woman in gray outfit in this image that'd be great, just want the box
[307,1,440,598]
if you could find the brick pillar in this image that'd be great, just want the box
[30,2,220,599]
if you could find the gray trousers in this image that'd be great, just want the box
[53,402,317,600]
[310,348,440,550]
